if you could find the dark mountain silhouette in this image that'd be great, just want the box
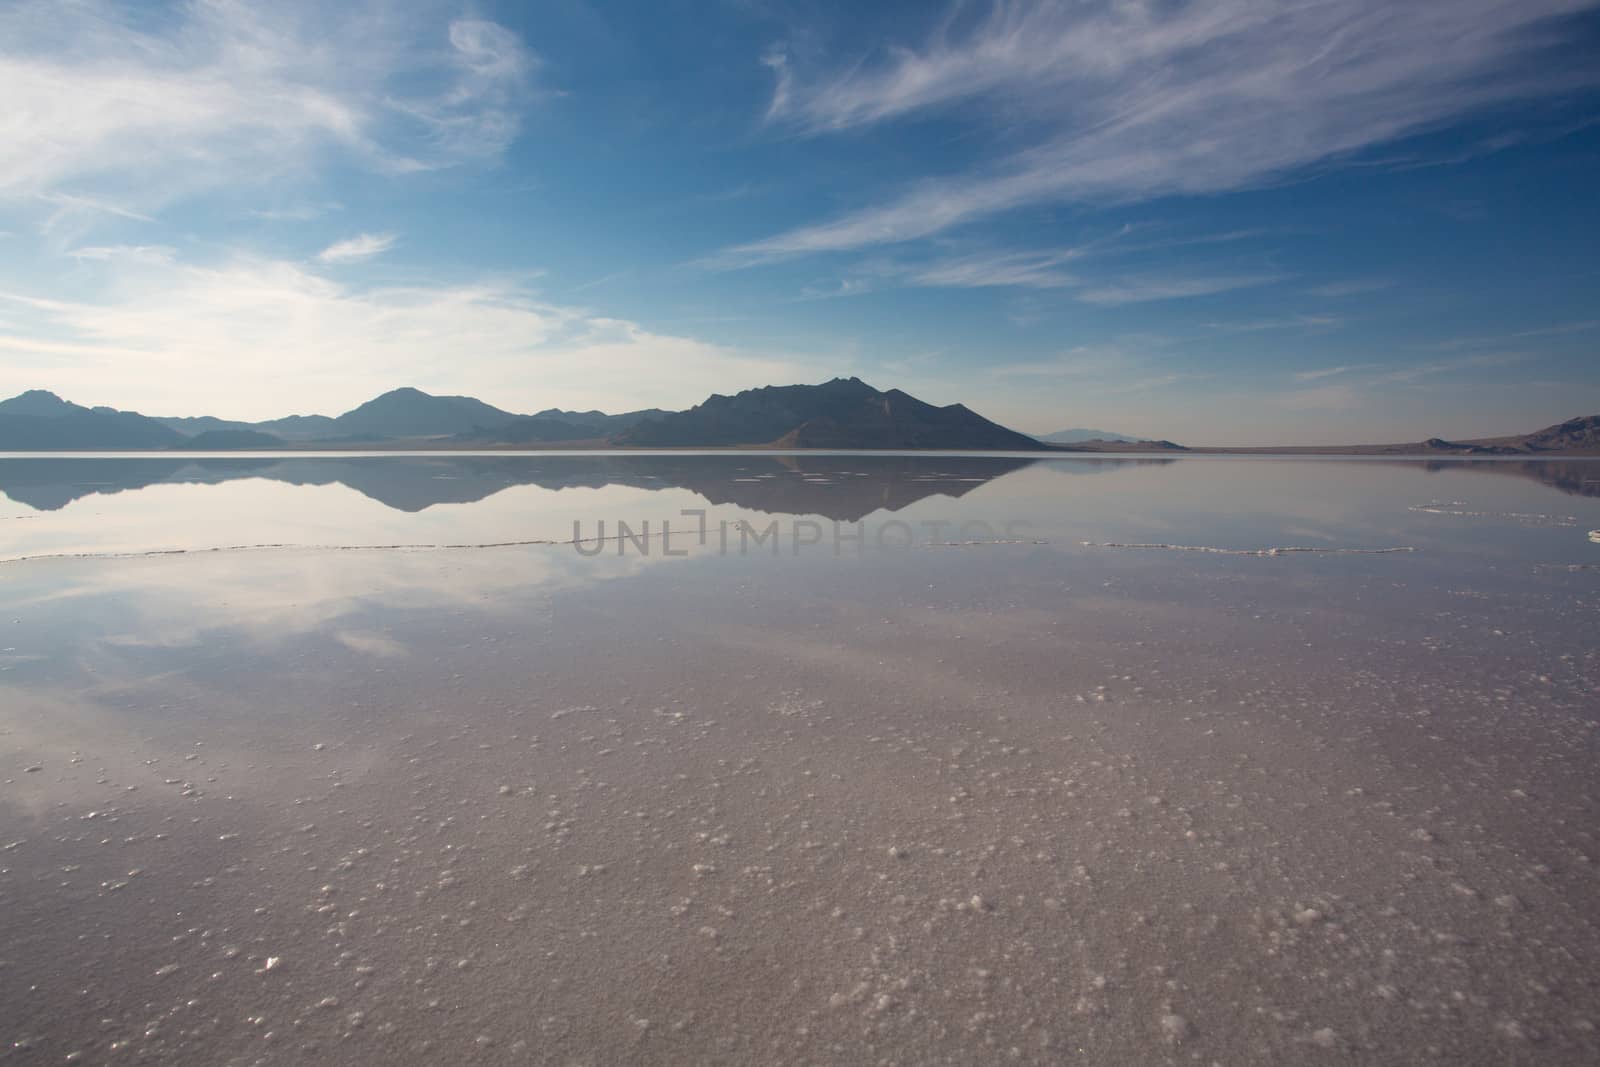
[0,390,184,449]
[0,453,1041,520]
[616,378,1040,450]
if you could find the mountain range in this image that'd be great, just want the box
[0,380,1044,451]
[1,382,1597,455]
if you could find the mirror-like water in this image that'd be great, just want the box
[3,454,1598,1064]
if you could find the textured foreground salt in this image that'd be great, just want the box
[1,456,1598,1065]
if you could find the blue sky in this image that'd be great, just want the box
[1,0,1597,444]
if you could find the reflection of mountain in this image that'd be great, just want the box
[1418,459,1600,498]
[0,454,1047,522]
[1041,458,1179,476]
[6,455,1593,519]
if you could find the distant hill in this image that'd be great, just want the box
[155,414,258,436]
[1188,415,1600,456]
[327,387,520,439]
[1037,427,1136,444]
[615,378,1041,450]
[253,413,340,441]
[0,390,184,449]
[1422,415,1600,456]
[171,429,286,450]
[168,388,525,443]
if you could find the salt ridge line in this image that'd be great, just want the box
[0,534,639,566]
[1409,501,1578,526]
[922,539,1048,548]
[0,532,1049,566]
[1081,542,1417,557]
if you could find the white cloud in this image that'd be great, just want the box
[317,232,398,263]
[736,0,1599,259]
[0,0,534,217]
[0,251,815,420]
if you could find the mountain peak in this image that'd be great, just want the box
[330,387,520,439]
[615,378,1039,449]
[0,389,79,417]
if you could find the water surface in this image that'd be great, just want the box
[2,454,1598,1064]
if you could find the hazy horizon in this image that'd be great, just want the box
[2,1,1598,444]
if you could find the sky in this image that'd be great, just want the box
[1,0,1598,445]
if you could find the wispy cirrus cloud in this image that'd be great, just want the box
[0,0,535,219]
[1209,314,1343,334]
[734,0,1599,261]
[317,232,398,263]
[908,248,1081,290]
[1275,352,1538,413]
[792,231,1285,302]
[1425,319,1600,351]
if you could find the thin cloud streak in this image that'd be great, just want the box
[317,232,398,263]
[1208,314,1343,333]
[735,0,1599,260]
[1076,273,1287,306]
[1293,364,1369,383]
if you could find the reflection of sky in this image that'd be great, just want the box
[3,454,1597,834]
[1,455,1594,666]
[3,455,1598,565]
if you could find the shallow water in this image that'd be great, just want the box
[2,453,1598,1064]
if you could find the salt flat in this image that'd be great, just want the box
[2,454,1597,1064]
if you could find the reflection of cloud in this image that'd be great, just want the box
[334,629,407,658]
[15,548,585,655]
